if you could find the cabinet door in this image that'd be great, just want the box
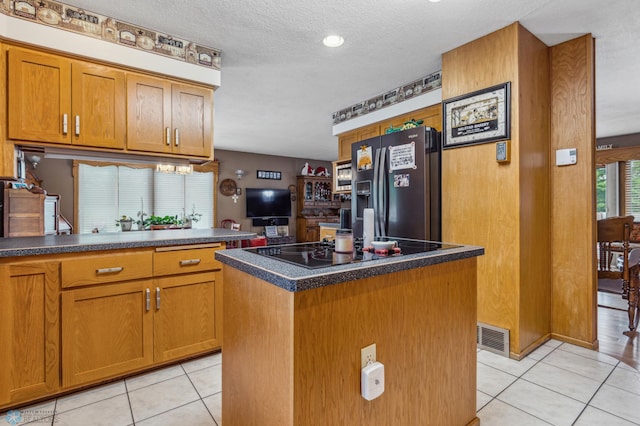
[71,62,126,149]
[154,271,221,362]
[0,262,60,406]
[7,47,71,143]
[338,131,358,162]
[61,280,154,387]
[305,226,320,242]
[171,83,213,157]
[126,74,172,154]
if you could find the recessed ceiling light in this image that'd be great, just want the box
[323,35,344,48]
[429,0,441,2]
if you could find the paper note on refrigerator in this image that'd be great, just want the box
[388,142,416,171]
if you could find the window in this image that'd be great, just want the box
[625,160,640,220]
[76,162,214,233]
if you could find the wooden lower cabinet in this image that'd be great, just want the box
[154,271,222,362]
[61,279,154,387]
[0,244,224,411]
[297,219,320,243]
[0,262,60,406]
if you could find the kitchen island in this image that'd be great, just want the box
[0,228,255,411]
[216,241,484,426]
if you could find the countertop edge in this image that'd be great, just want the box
[216,245,484,292]
[0,229,257,258]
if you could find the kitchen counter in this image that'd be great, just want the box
[215,241,483,292]
[221,240,483,425]
[0,228,256,257]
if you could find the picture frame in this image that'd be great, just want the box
[442,82,511,149]
[265,225,278,237]
[257,170,282,180]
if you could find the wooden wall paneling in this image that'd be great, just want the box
[442,23,523,354]
[549,35,597,346]
[516,26,552,355]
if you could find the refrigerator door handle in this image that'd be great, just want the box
[372,148,382,237]
[379,148,387,237]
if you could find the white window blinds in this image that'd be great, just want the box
[78,163,213,233]
[625,160,640,219]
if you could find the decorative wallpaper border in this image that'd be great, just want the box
[0,0,221,70]
[332,70,442,124]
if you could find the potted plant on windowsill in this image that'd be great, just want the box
[145,215,181,230]
[182,205,202,229]
[116,215,133,231]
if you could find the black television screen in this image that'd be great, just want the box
[245,188,292,218]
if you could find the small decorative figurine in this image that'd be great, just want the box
[301,162,314,176]
[315,166,330,177]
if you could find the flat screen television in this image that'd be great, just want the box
[245,188,292,218]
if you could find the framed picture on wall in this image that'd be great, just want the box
[442,82,511,149]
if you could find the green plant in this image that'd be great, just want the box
[186,205,202,223]
[115,215,133,226]
[144,215,180,227]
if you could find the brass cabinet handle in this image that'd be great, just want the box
[156,287,161,310]
[179,259,201,266]
[62,114,68,135]
[166,127,171,145]
[96,266,124,274]
[145,288,150,312]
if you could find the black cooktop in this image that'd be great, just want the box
[244,237,460,269]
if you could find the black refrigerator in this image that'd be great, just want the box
[350,126,441,241]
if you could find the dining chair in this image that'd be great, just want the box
[220,219,241,248]
[597,215,640,333]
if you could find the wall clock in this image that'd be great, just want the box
[219,178,237,196]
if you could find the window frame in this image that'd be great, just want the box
[72,160,218,233]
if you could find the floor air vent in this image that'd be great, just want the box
[477,322,509,357]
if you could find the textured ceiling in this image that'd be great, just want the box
[65,0,640,161]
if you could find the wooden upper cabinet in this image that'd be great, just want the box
[172,83,213,157]
[71,62,126,149]
[381,104,442,132]
[126,74,172,154]
[337,124,380,162]
[336,105,442,162]
[127,74,213,158]
[7,47,126,148]
[8,47,71,143]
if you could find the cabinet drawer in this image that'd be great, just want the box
[153,246,223,276]
[61,252,153,288]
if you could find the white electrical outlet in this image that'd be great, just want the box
[361,343,376,368]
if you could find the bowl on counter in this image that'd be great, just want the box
[371,240,397,250]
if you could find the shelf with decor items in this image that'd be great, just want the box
[296,175,340,242]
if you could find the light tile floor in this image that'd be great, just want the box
[3,340,640,425]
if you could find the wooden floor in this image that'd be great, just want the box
[597,291,640,370]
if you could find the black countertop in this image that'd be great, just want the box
[0,228,256,258]
[215,241,484,292]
